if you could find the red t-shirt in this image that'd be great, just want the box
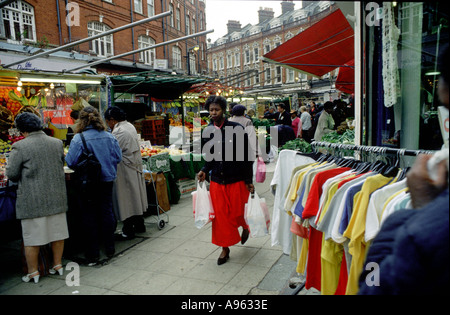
[302,167,351,291]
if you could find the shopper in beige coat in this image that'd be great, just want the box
[105,107,148,240]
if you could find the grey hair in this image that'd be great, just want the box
[14,112,43,133]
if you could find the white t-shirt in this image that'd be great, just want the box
[364,178,407,242]
[270,150,315,254]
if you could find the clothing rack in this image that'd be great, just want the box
[311,141,435,157]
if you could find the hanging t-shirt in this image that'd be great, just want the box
[365,178,407,242]
[271,150,315,254]
[344,174,393,295]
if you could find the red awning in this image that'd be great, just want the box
[262,9,354,78]
[335,59,354,94]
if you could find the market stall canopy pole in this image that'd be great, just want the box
[2,11,172,69]
[64,29,214,73]
[262,9,354,78]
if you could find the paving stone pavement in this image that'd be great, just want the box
[0,161,314,296]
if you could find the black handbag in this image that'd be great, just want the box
[72,133,102,189]
[0,182,17,223]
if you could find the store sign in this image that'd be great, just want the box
[43,106,72,125]
[154,59,168,70]
[0,54,88,72]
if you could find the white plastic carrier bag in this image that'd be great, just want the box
[244,191,270,238]
[192,181,215,229]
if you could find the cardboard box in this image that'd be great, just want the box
[176,178,196,197]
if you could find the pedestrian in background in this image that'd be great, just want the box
[300,106,312,143]
[65,106,122,265]
[263,103,292,126]
[197,96,255,265]
[290,110,302,138]
[6,112,69,284]
[314,101,335,142]
[230,104,259,158]
[105,107,148,240]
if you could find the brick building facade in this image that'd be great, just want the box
[0,0,208,75]
[207,1,338,97]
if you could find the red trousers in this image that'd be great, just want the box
[209,181,250,247]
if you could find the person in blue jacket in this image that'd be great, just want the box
[358,46,449,295]
[65,106,122,265]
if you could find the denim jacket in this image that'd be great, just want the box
[65,126,122,182]
[201,120,254,185]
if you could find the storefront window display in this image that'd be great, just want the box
[0,70,105,186]
[363,1,448,151]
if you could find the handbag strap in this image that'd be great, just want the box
[80,133,91,154]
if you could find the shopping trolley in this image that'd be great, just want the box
[145,170,169,230]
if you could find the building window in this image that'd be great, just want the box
[219,56,224,70]
[275,66,282,83]
[176,8,181,31]
[264,44,271,54]
[186,14,190,35]
[253,47,259,63]
[265,67,271,84]
[245,50,251,64]
[138,35,155,65]
[189,54,196,74]
[199,13,204,31]
[0,0,36,42]
[134,0,143,14]
[169,3,174,27]
[213,59,218,71]
[227,54,232,69]
[234,53,240,67]
[172,46,182,69]
[192,17,196,34]
[88,21,114,57]
[254,70,260,85]
[147,0,154,17]
[287,69,295,83]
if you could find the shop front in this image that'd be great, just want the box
[360,1,448,152]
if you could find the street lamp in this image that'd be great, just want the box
[186,45,199,75]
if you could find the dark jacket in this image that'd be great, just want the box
[358,189,449,295]
[264,111,292,126]
[201,120,254,185]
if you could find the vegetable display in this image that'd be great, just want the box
[279,138,312,153]
[321,129,355,144]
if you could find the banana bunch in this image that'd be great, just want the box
[9,90,45,107]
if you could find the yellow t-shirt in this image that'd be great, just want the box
[343,174,393,295]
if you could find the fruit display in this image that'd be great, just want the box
[140,146,186,158]
[0,103,14,130]
[0,139,12,154]
[0,88,22,116]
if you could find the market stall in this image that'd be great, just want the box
[107,70,211,202]
[0,69,106,252]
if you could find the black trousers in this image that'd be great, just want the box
[122,215,146,237]
[78,181,116,261]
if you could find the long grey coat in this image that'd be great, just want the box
[112,121,148,221]
[5,131,68,220]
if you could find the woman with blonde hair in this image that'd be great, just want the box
[65,106,122,265]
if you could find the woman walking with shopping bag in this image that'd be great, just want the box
[197,96,255,265]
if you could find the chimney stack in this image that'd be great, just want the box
[227,20,242,34]
[281,1,295,14]
[258,7,275,24]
